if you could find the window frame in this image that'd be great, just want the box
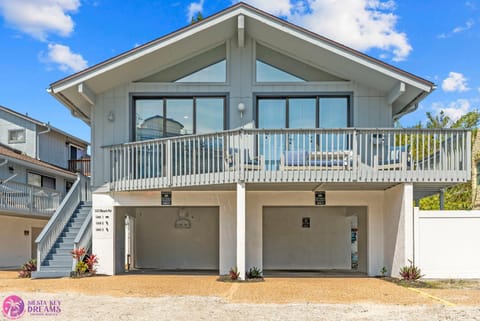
[131,95,228,142]
[27,171,56,190]
[8,129,26,144]
[255,94,352,129]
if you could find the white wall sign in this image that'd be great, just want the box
[94,208,113,239]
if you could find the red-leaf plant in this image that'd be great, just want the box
[71,248,86,263]
[85,254,99,274]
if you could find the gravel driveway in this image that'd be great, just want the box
[1,272,479,320]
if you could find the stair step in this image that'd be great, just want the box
[32,271,71,279]
[44,259,73,265]
[53,238,75,245]
[60,232,79,238]
[38,200,92,271]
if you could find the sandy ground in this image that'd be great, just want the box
[0,272,479,320]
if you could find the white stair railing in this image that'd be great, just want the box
[35,174,91,271]
[72,210,92,271]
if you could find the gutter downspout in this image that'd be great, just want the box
[47,88,91,124]
[36,124,51,160]
[393,87,436,122]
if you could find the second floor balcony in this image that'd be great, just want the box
[105,128,471,191]
[0,180,63,216]
[68,158,91,177]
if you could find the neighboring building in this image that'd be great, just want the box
[0,144,77,268]
[47,3,470,279]
[0,105,90,268]
[0,105,90,175]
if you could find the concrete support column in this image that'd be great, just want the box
[404,183,414,265]
[92,193,115,275]
[236,182,246,280]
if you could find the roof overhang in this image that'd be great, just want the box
[49,2,435,123]
[0,154,77,179]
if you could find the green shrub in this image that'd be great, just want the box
[380,266,387,277]
[246,266,263,279]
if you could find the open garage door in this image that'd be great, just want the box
[263,206,366,271]
[134,207,219,270]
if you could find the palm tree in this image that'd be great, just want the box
[4,297,23,318]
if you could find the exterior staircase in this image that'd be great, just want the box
[32,174,92,279]
[33,202,92,278]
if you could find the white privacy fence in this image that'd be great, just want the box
[105,128,471,191]
[414,208,480,279]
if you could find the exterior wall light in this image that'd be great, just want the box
[238,102,246,119]
[107,111,115,122]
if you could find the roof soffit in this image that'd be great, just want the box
[50,4,433,99]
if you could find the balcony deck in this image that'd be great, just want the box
[0,180,63,217]
[105,128,471,192]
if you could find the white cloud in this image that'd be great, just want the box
[238,0,411,61]
[438,19,474,38]
[0,0,80,41]
[187,0,204,22]
[44,43,88,72]
[431,99,472,122]
[442,72,470,92]
[465,1,477,10]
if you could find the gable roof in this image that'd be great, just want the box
[0,144,76,178]
[0,105,89,147]
[49,2,435,122]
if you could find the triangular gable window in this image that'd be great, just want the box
[256,60,305,82]
[175,60,226,83]
[255,43,346,82]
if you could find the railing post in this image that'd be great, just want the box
[352,129,358,181]
[28,187,33,213]
[239,129,245,182]
[166,140,172,186]
[466,130,472,177]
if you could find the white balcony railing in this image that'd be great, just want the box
[105,128,471,191]
[0,180,62,216]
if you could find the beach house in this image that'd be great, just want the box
[45,3,470,279]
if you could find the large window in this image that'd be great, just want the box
[257,96,350,128]
[27,172,56,190]
[134,97,226,141]
[257,96,350,168]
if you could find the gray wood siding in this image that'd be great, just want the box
[0,109,37,157]
[91,36,393,188]
[0,161,72,195]
[38,131,68,168]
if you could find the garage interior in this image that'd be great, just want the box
[117,206,220,273]
[263,206,367,274]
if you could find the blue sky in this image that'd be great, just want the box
[0,0,478,142]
